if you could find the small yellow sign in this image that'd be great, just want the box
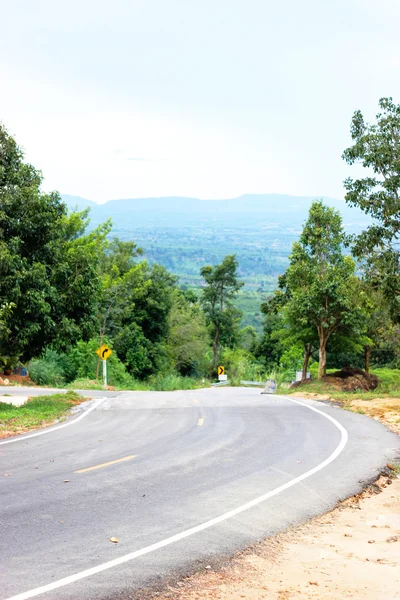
[96,344,113,360]
[218,366,224,375]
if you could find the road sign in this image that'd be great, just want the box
[218,374,228,381]
[96,344,112,360]
[218,366,224,376]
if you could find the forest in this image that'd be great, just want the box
[0,97,399,391]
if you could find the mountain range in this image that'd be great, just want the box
[62,193,368,226]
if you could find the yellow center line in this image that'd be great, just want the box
[74,454,137,474]
[197,417,204,427]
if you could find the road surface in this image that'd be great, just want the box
[1,387,399,600]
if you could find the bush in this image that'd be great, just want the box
[148,374,208,391]
[221,348,266,383]
[28,349,69,386]
[371,368,400,392]
[28,341,137,389]
[67,339,136,388]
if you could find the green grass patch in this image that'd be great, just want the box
[68,375,209,392]
[0,392,85,438]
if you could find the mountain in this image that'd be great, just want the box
[61,195,98,211]
[61,193,369,229]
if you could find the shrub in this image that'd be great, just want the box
[148,374,208,391]
[28,349,67,386]
[221,348,266,383]
[67,339,136,388]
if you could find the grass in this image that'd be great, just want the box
[278,367,400,402]
[67,375,210,392]
[0,392,85,438]
[277,369,400,434]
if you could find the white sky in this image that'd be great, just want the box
[1,0,400,203]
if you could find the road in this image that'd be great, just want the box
[1,387,399,600]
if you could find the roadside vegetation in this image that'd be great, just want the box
[0,392,85,438]
[0,97,400,395]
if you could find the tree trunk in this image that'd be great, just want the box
[302,344,311,382]
[213,326,220,371]
[96,332,103,380]
[364,345,371,374]
[318,339,327,380]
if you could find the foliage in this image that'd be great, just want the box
[343,97,400,321]
[28,340,135,388]
[67,339,135,387]
[147,373,209,391]
[168,290,210,377]
[254,300,285,369]
[201,255,244,370]
[279,344,304,372]
[97,240,177,378]
[0,124,109,359]
[283,201,367,379]
[221,348,266,382]
[0,302,14,345]
[28,349,69,386]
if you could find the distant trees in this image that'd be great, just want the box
[200,255,244,370]
[343,97,400,322]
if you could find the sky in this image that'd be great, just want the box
[1,0,400,203]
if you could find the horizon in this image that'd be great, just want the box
[62,191,344,206]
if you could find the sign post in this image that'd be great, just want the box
[96,344,113,387]
[218,366,227,382]
[102,358,107,387]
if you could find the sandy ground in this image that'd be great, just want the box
[152,397,400,600]
[290,393,400,436]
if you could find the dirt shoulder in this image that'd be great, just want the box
[290,392,400,436]
[152,397,400,600]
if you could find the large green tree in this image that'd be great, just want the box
[200,255,244,370]
[342,97,400,321]
[0,124,107,360]
[284,201,366,379]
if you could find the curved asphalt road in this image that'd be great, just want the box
[0,387,399,600]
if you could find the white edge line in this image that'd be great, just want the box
[0,397,107,446]
[4,396,348,600]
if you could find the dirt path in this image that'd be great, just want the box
[152,398,400,600]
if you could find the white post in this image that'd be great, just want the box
[102,359,107,388]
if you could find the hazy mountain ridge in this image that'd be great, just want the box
[62,193,366,220]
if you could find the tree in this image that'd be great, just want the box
[360,287,395,372]
[254,291,286,370]
[284,201,365,380]
[105,258,177,379]
[342,97,400,321]
[267,274,319,381]
[168,289,210,376]
[0,124,107,360]
[200,255,244,370]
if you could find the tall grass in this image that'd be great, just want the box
[148,374,209,391]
